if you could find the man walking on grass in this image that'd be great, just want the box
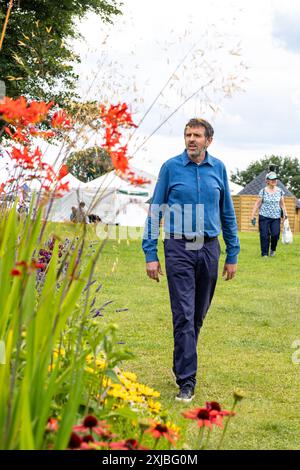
[142,118,240,402]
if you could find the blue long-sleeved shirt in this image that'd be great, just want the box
[142,150,240,264]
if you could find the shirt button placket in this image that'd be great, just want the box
[197,166,201,202]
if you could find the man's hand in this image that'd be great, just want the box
[222,263,237,281]
[251,217,256,226]
[146,261,163,282]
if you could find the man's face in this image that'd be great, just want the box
[184,125,212,158]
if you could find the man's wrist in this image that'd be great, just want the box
[225,256,238,265]
[145,253,159,263]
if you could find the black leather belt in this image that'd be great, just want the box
[168,234,217,243]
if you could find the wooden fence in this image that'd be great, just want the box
[232,195,298,233]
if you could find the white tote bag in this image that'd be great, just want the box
[282,219,293,244]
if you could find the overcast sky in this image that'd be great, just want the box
[2,0,299,184]
[71,0,300,177]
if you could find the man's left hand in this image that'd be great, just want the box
[222,263,237,281]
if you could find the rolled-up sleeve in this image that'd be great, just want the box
[142,163,169,262]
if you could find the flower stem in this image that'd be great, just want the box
[198,426,205,449]
[138,430,145,445]
[153,438,160,450]
[217,401,237,450]
[201,428,212,450]
[0,0,14,52]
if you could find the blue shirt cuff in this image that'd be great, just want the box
[145,252,159,263]
[225,255,238,264]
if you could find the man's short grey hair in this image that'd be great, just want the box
[184,118,214,139]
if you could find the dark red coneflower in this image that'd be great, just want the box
[146,421,178,445]
[182,407,212,429]
[83,415,98,428]
[68,432,82,449]
[82,434,94,443]
[206,401,235,417]
[110,439,148,450]
[73,416,113,439]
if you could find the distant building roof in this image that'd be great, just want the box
[238,170,295,197]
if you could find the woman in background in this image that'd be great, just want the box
[251,171,287,257]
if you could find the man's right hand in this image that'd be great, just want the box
[146,261,164,282]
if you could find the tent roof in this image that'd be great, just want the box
[60,173,86,189]
[85,168,156,195]
[229,181,243,195]
[238,170,295,196]
[25,172,85,191]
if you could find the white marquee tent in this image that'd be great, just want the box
[229,181,243,195]
[47,168,156,226]
[84,168,156,226]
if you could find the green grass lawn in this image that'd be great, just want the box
[51,225,300,449]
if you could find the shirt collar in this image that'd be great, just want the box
[181,149,214,167]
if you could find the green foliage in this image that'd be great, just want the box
[231,155,300,198]
[66,146,113,182]
[93,232,300,450]
[0,208,176,450]
[0,0,122,104]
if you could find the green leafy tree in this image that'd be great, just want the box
[231,155,300,198]
[0,0,122,104]
[66,145,113,182]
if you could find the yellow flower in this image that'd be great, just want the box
[135,383,160,398]
[86,353,106,369]
[121,371,137,382]
[166,421,181,435]
[95,358,106,369]
[85,354,94,364]
[147,399,162,414]
[52,347,65,359]
[85,366,97,375]
[102,376,112,388]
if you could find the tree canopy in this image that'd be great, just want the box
[231,155,300,198]
[0,0,122,104]
[66,145,113,182]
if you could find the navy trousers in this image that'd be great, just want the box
[164,237,220,388]
[259,215,281,256]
